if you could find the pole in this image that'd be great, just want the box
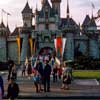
[7,13,8,26]
[1,9,3,22]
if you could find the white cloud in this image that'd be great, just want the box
[0,0,13,5]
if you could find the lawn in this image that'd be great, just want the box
[73,70,100,79]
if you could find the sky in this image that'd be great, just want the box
[0,0,100,32]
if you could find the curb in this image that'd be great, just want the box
[3,95,100,99]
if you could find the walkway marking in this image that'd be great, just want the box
[73,79,99,86]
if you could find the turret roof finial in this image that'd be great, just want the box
[35,3,38,14]
[67,0,70,18]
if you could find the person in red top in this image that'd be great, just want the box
[57,65,62,80]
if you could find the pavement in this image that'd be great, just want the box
[0,69,100,99]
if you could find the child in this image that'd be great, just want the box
[22,64,26,77]
[33,69,41,93]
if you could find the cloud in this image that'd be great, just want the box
[0,0,13,5]
[74,0,100,9]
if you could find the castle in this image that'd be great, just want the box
[0,0,100,63]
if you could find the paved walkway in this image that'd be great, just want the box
[0,70,100,99]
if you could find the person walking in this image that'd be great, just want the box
[58,65,62,80]
[27,62,32,79]
[7,59,14,81]
[35,61,44,91]
[21,64,26,77]
[0,86,2,100]
[61,62,72,90]
[33,69,41,93]
[43,60,51,92]
[7,77,19,100]
[11,64,17,80]
[0,76,4,99]
[51,56,55,67]
[52,65,58,83]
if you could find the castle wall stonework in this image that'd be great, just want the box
[0,37,7,62]
[0,0,100,63]
[8,41,18,62]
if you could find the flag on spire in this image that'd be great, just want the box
[91,2,95,9]
[2,9,6,13]
[7,12,11,15]
[2,9,11,15]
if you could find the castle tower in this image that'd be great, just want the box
[88,17,99,58]
[51,0,61,17]
[62,0,77,61]
[22,1,33,27]
[21,1,33,62]
[0,21,7,62]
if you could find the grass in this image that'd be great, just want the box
[72,70,100,79]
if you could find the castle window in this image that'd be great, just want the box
[45,11,48,19]
[45,23,49,30]
[24,23,27,27]
[44,36,50,42]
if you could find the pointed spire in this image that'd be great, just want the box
[0,21,6,28]
[41,0,50,7]
[36,4,38,11]
[1,9,3,24]
[89,16,97,27]
[22,1,32,14]
[67,0,70,18]
[82,15,91,27]
[35,4,38,15]
[7,24,10,35]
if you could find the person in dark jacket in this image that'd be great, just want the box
[27,62,32,79]
[7,77,19,100]
[7,59,14,81]
[35,62,44,91]
[0,75,4,97]
[43,60,51,92]
[53,65,58,82]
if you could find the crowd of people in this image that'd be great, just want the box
[20,54,73,92]
[0,54,73,100]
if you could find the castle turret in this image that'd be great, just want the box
[51,0,61,17]
[21,2,33,62]
[22,2,33,27]
[87,17,99,58]
[0,21,7,62]
[61,0,78,61]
